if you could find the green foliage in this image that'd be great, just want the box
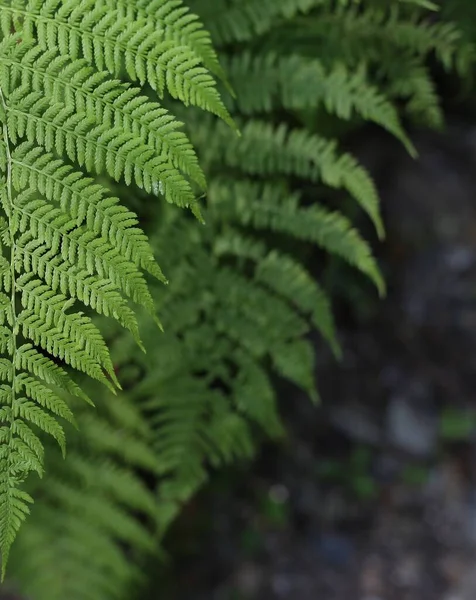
[9,395,163,600]
[319,446,378,501]
[1,1,474,599]
[0,0,229,575]
[439,407,476,441]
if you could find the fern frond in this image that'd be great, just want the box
[144,379,248,471]
[0,0,233,126]
[15,344,91,405]
[16,274,117,383]
[9,142,165,281]
[232,352,285,432]
[0,38,206,189]
[0,486,32,576]
[190,0,321,45]
[215,267,311,354]
[96,0,228,83]
[212,230,340,357]
[270,338,318,401]
[0,0,229,568]
[275,4,472,72]
[6,87,197,209]
[8,188,156,316]
[224,52,414,154]
[9,396,161,600]
[193,118,384,237]
[386,60,443,126]
[209,179,384,293]
[256,251,341,358]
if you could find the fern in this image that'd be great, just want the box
[3,1,474,599]
[147,0,471,576]
[223,53,415,150]
[192,0,473,124]
[190,116,387,238]
[9,396,163,600]
[0,0,229,573]
[0,0,233,124]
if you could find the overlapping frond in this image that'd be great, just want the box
[0,0,233,126]
[3,0,474,598]
[189,115,384,237]
[9,396,161,600]
[208,178,383,292]
[190,0,321,45]
[0,0,229,572]
[223,52,414,153]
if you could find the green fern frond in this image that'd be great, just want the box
[270,338,318,401]
[256,251,341,359]
[9,142,165,282]
[0,37,206,189]
[387,60,444,126]
[193,118,384,237]
[9,396,161,600]
[6,87,197,208]
[233,352,285,432]
[208,179,384,293]
[190,0,321,45]
[15,344,92,405]
[0,0,233,126]
[215,267,311,355]
[16,274,117,383]
[7,187,157,317]
[0,0,230,571]
[0,486,32,576]
[96,0,228,84]
[212,230,340,358]
[277,4,471,71]
[223,52,414,154]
